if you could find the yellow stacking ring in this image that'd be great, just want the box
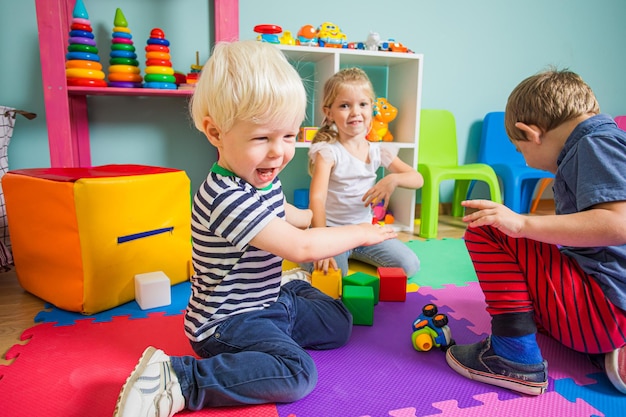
[113,26,131,33]
[144,66,174,75]
[66,60,102,70]
[108,72,143,82]
[108,65,141,74]
[145,51,171,61]
[65,68,105,79]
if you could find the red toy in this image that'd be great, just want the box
[377,267,407,302]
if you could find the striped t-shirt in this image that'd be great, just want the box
[184,163,285,342]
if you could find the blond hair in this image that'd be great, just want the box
[505,68,599,141]
[190,40,307,134]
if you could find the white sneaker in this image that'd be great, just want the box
[113,347,186,417]
[605,345,626,394]
[280,268,312,286]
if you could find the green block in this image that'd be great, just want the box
[342,285,374,326]
[343,271,380,304]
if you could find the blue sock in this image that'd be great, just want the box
[491,334,543,364]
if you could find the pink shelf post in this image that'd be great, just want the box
[35,0,91,167]
[214,0,239,42]
[35,0,240,168]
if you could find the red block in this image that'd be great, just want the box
[378,267,407,301]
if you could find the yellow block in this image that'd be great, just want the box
[3,165,192,314]
[311,269,342,298]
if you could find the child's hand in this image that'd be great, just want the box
[359,222,397,245]
[461,199,525,237]
[362,176,395,209]
[314,257,339,274]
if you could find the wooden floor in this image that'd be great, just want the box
[0,201,555,364]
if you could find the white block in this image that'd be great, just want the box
[134,271,171,310]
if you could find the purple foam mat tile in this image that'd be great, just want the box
[418,282,490,338]
[277,291,519,417]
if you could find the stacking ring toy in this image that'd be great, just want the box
[108,72,142,83]
[71,23,92,32]
[67,78,108,87]
[108,65,140,74]
[66,60,102,70]
[145,66,174,75]
[111,44,136,52]
[113,26,131,33]
[145,44,169,53]
[144,73,176,83]
[145,51,170,60]
[145,59,171,67]
[66,51,100,62]
[112,31,132,39]
[68,37,96,46]
[68,44,98,54]
[112,37,133,45]
[147,38,170,46]
[66,68,105,79]
[110,50,136,59]
[69,30,94,39]
[110,57,139,66]
[144,81,177,90]
[108,81,143,88]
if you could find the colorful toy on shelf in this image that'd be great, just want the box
[296,24,318,46]
[411,303,455,352]
[279,30,296,45]
[372,200,394,225]
[143,28,177,89]
[254,24,282,44]
[366,97,397,142]
[380,39,410,53]
[64,0,107,87]
[180,51,203,88]
[365,31,381,51]
[107,8,142,88]
[316,22,347,48]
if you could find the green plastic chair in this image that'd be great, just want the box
[417,109,502,239]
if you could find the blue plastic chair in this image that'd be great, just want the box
[476,111,554,213]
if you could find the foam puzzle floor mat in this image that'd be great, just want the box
[2,239,625,416]
[3,286,625,416]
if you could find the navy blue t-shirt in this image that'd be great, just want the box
[555,114,626,310]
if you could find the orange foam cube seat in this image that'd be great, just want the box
[3,164,192,314]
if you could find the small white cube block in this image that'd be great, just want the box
[134,271,171,310]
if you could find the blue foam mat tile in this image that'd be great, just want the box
[34,281,191,326]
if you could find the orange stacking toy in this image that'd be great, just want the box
[107,8,142,88]
[65,0,106,87]
[144,28,177,89]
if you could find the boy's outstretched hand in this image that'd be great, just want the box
[461,199,526,238]
[359,222,398,245]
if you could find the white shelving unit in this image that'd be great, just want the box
[278,45,423,234]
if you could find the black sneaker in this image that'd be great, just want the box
[445,336,548,396]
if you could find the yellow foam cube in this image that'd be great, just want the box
[311,268,342,298]
[3,165,192,314]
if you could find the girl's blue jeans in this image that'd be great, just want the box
[301,237,420,278]
[170,280,352,409]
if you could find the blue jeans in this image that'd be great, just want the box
[301,238,420,278]
[170,280,352,409]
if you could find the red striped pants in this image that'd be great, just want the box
[464,225,626,354]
